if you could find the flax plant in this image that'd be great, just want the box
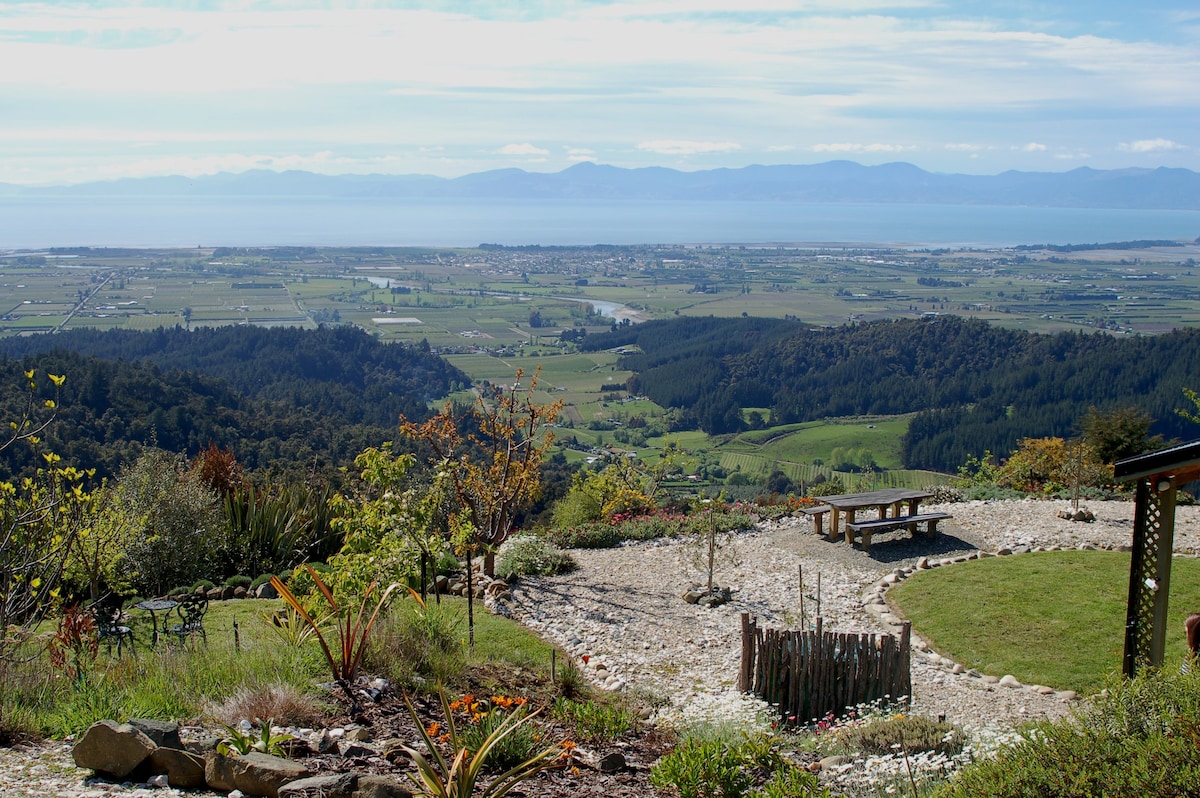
[270,565,400,711]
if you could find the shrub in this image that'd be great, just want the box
[496,535,576,577]
[933,669,1200,797]
[224,575,253,590]
[830,713,964,758]
[541,523,624,550]
[191,579,216,593]
[250,574,275,590]
[453,694,544,772]
[650,732,828,798]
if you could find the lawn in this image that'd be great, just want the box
[889,550,1200,694]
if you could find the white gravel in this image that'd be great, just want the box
[509,499,1200,734]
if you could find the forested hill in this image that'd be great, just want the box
[0,326,469,481]
[0,325,468,428]
[584,316,1200,472]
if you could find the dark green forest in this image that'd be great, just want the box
[584,316,1200,472]
[0,326,469,483]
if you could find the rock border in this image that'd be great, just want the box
[858,542,1171,705]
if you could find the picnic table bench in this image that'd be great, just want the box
[845,512,953,552]
[800,488,943,553]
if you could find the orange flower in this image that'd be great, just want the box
[560,740,577,751]
[426,721,440,737]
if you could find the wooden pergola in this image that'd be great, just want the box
[1114,439,1200,676]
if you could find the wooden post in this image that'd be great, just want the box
[798,565,805,628]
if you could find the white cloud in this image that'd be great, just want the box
[811,143,916,153]
[566,147,597,162]
[1017,142,1048,152]
[498,143,550,157]
[637,140,743,155]
[1118,138,1188,153]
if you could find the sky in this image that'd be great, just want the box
[1,0,1198,186]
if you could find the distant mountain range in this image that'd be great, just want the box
[3,161,1199,210]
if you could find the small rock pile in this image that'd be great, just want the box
[434,567,516,616]
[71,717,412,798]
[681,583,734,608]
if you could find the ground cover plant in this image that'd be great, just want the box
[888,550,1200,693]
[931,668,1200,797]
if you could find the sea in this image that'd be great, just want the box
[1,195,1199,250]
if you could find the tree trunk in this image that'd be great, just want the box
[465,549,475,650]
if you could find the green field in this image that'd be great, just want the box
[7,242,1199,486]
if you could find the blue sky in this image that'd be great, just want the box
[2,0,1197,185]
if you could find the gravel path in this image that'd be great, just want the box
[510,499,1200,734]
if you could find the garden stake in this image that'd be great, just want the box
[233,620,240,652]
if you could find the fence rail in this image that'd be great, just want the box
[738,613,911,724]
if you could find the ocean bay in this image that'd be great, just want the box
[1,195,1198,249]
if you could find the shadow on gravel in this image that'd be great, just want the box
[858,530,983,564]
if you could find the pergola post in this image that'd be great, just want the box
[1122,476,1177,676]
[1115,440,1200,678]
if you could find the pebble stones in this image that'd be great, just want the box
[504,500,1190,735]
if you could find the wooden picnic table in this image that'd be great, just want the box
[803,488,934,541]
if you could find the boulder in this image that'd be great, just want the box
[234,586,249,599]
[222,585,236,600]
[597,751,626,774]
[279,773,358,798]
[256,582,280,600]
[126,718,183,750]
[353,774,414,798]
[72,720,157,780]
[205,750,311,798]
[207,587,224,601]
[148,747,207,789]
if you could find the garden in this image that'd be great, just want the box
[4,368,1200,797]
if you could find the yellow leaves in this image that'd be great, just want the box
[30,578,41,589]
[24,369,35,381]
[44,400,56,409]
[42,451,61,465]
[48,373,66,387]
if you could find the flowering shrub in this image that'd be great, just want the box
[403,685,569,798]
[449,693,546,771]
[544,504,763,550]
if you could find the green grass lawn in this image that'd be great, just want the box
[889,550,1200,694]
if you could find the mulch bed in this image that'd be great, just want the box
[296,669,675,798]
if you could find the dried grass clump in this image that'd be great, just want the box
[203,683,329,728]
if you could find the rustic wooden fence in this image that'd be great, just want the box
[738,613,911,724]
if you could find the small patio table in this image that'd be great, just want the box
[135,599,178,648]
